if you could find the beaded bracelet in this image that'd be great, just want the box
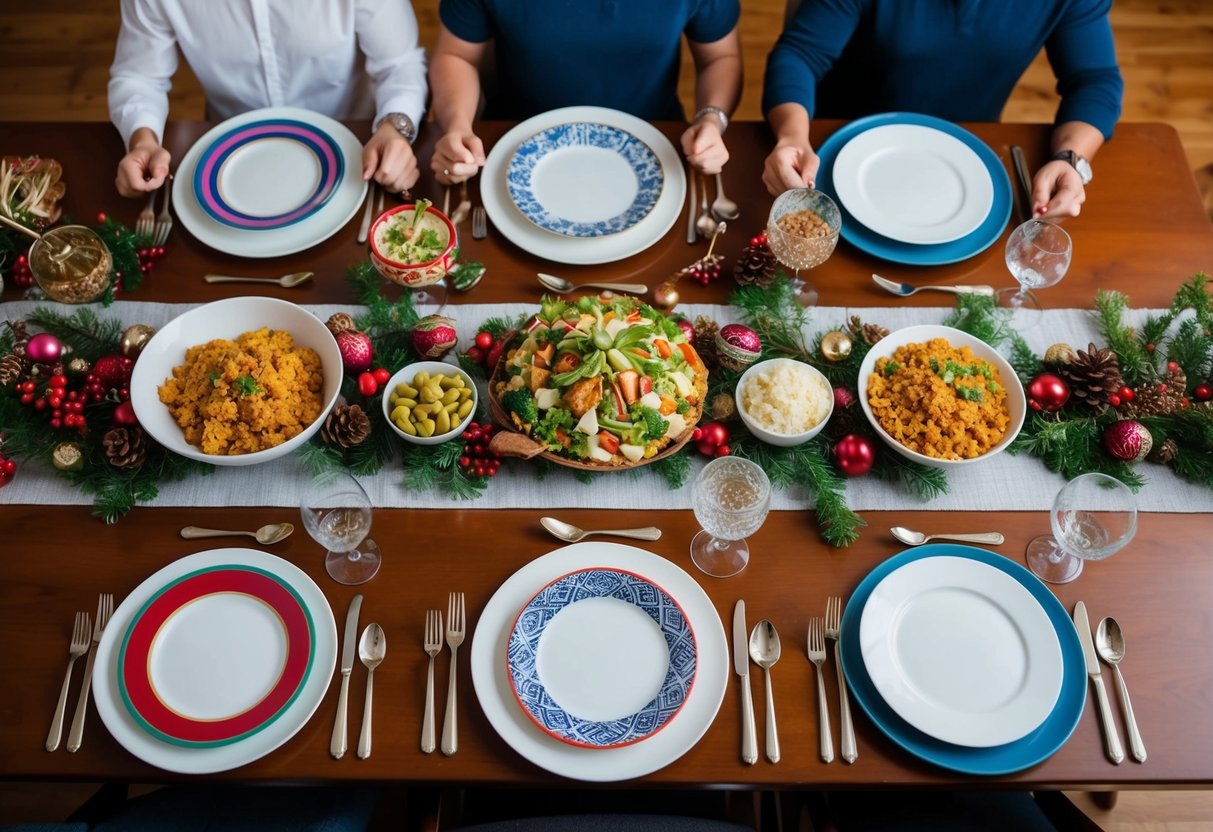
[693,106,729,134]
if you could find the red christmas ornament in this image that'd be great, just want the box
[1167,360,1180,374]
[692,421,730,457]
[335,330,374,373]
[1118,385,1135,402]
[372,367,391,386]
[715,324,762,371]
[0,456,15,488]
[410,314,458,359]
[1102,419,1152,463]
[11,252,34,288]
[1026,372,1070,412]
[474,331,494,351]
[1194,382,1213,402]
[486,337,507,370]
[92,354,135,390]
[26,333,63,364]
[675,316,696,343]
[357,371,379,397]
[112,400,139,427]
[833,387,856,410]
[834,433,875,477]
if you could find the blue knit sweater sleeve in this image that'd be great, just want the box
[762,0,865,117]
[1046,0,1124,139]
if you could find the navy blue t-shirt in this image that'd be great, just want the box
[440,0,740,121]
[763,0,1123,138]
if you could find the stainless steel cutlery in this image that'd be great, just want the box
[1097,615,1146,763]
[421,608,443,753]
[807,617,834,763]
[356,623,386,760]
[732,600,758,765]
[748,619,781,764]
[441,591,466,756]
[331,593,363,759]
[824,596,856,764]
[46,611,89,752]
[1074,601,1124,764]
[66,593,112,753]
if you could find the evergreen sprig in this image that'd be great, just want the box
[651,453,691,490]
[729,274,814,362]
[1009,412,1145,490]
[870,452,949,501]
[25,306,121,356]
[1094,290,1152,383]
[943,293,1013,347]
[400,439,486,500]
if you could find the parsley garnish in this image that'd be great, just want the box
[234,375,263,397]
[883,360,901,376]
[209,371,222,387]
[956,385,986,403]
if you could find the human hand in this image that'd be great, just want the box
[1031,160,1086,220]
[363,125,420,194]
[115,130,171,198]
[762,142,818,196]
[681,121,729,174]
[432,131,485,184]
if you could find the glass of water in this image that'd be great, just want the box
[997,219,1072,324]
[690,456,772,578]
[1025,472,1137,584]
[300,470,379,585]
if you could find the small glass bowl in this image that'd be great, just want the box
[29,225,112,304]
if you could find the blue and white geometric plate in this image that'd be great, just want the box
[507,567,697,748]
[506,123,664,238]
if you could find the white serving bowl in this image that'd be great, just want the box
[381,360,477,445]
[130,297,342,466]
[736,358,835,446]
[857,324,1026,469]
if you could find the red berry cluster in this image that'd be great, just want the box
[136,245,168,276]
[686,255,723,287]
[10,252,34,289]
[1108,385,1136,409]
[14,368,102,433]
[459,421,502,478]
[0,455,14,487]
[357,367,392,397]
[465,330,507,370]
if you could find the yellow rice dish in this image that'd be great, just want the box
[866,338,1010,460]
[158,328,324,456]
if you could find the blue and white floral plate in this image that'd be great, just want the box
[506,123,663,238]
[507,567,697,748]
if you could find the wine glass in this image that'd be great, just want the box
[690,456,772,578]
[997,219,1072,324]
[300,470,380,585]
[766,188,841,307]
[1025,472,1137,584]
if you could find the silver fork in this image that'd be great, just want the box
[67,593,113,753]
[421,608,443,753]
[450,182,471,226]
[441,591,465,756]
[152,175,173,246]
[135,191,156,240]
[824,597,856,764]
[807,617,834,763]
[46,611,90,752]
[871,273,994,297]
[471,206,487,240]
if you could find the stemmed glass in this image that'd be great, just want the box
[997,219,1072,324]
[300,470,380,585]
[1026,472,1137,584]
[766,188,841,307]
[690,456,772,578]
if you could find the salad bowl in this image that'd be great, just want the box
[368,201,457,288]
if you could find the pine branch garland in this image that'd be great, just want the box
[944,293,1013,348]
[870,452,949,501]
[651,453,691,490]
[25,306,121,356]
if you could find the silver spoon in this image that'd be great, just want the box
[356,623,386,760]
[536,273,647,295]
[890,527,1004,546]
[1096,617,1147,763]
[711,173,740,221]
[695,174,719,238]
[872,274,994,297]
[748,619,781,764]
[203,271,314,287]
[179,523,295,544]
[540,516,661,543]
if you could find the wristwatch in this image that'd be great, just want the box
[1052,150,1092,185]
[377,112,417,144]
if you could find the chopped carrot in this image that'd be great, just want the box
[653,339,673,359]
[630,348,651,358]
[677,342,700,368]
[597,431,620,454]
[658,396,677,415]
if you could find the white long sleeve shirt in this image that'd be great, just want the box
[108,0,427,147]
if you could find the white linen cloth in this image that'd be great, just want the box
[108,0,427,147]
[3,299,1211,514]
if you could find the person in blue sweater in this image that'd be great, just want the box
[761,0,1124,220]
[428,0,742,185]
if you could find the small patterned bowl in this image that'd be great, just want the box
[368,204,457,288]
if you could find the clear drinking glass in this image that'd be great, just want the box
[300,470,380,585]
[997,219,1072,324]
[690,456,772,578]
[1025,472,1137,584]
[765,188,841,308]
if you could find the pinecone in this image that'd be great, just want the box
[710,392,737,422]
[0,353,26,387]
[321,404,371,449]
[847,315,888,346]
[325,312,357,337]
[733,239,777,287]
[1060,343,1123,412]
[693,316,720,370]
[1121,382,1180,418]
[1163,366,1187,395]
[1146,437,1178,465]
[4,320,30,358]
[102,427,147,470]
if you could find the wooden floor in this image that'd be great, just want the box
[1,2,1211,828]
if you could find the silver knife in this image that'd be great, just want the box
[1074,601,1124,764]
[686,166,699,244]
[356,185,375,244]
[732,600,758,765]
[331,593,363,759]
[1010,145,1033,224]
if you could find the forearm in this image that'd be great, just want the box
[693,54,741,117]
[1050,121,1106,160]
[428,54,481,135]
[768,102,811,147]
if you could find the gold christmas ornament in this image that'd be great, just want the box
[120,324,156,359]
[1044,343,1077,366]
[652,280,681,310]
[52,441,84,472]
[820,330,853,362]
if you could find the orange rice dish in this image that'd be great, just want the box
[866,338,1010,460]
[158,327,323,456]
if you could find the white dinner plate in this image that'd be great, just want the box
[481,107,686,265]
[859,555,1063,747]
[173,107,368,257]
[472,542,727,781]
[94,548,338,773]
[832,124,994,245]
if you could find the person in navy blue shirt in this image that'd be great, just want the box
[761,0,1124,219]
[428,0,742,185]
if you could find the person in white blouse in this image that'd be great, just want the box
[108,0,428,197]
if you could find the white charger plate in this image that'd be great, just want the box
[93,548,338,773]
[472,542,727,781]
[832,123,994,245]
[859,555,1063,747]
[173,106,368,257]
[481,107,686,265]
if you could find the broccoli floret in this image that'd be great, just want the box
[533,407,574,449]
[501,389,539,429]
[675,399,690,415]
[633,406,669,441]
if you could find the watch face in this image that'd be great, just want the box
[1075,156,1093,184]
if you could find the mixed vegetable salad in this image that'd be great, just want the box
[492,296,708,465]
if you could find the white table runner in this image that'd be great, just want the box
[3,299,1210,514]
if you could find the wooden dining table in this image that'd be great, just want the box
[1,118,1211,793]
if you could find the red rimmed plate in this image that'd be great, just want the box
[117,565,315,747]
